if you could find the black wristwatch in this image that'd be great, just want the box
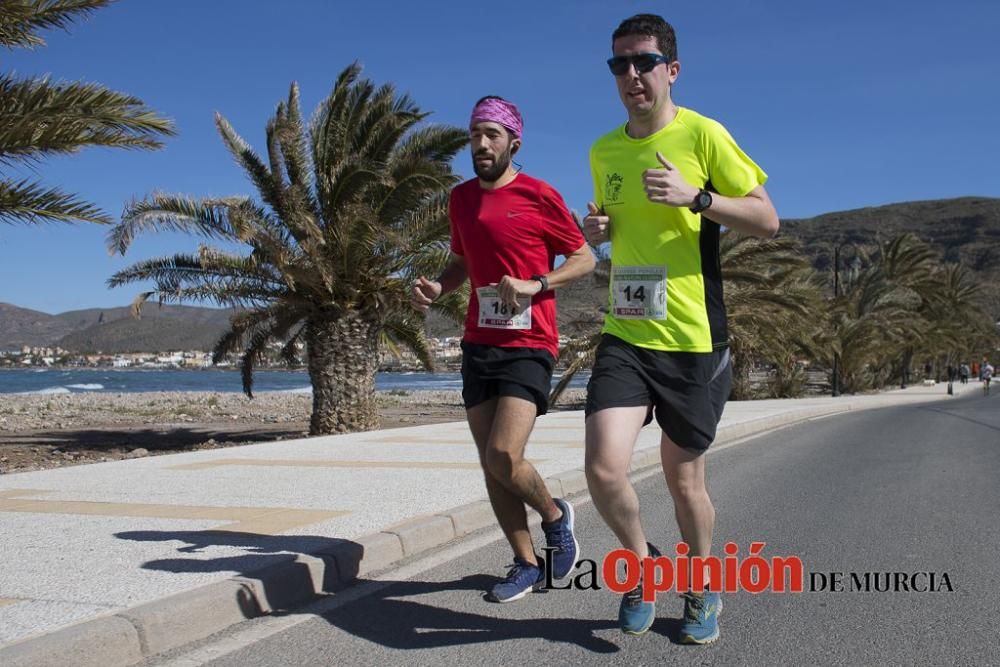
[531,274,549,292]
[690,189,713,214]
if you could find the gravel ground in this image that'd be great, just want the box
[0,389,586,474]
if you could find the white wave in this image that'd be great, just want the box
[276,386,313,394]
[17,387,71,395]
[66,383,104,390]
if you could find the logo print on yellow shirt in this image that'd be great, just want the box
[605,173,624,205]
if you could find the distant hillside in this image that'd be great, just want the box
[0,303,235,353]
[0,303,75,348]
[780,196,1000,317]
[56,305,236,353]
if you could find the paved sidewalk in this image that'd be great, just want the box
[0,380,979,666]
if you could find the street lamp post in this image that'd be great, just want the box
[831,241,859,398]
[832,244,840,397]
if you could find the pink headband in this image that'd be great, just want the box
[470,97,523,138]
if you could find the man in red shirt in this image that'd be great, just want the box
[412,96,594,602]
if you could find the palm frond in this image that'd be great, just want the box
[214,112,286,217]
[0,0,111,49]
[381,310,434,371]
[0,74,175,163]
[109,194,243,254]
[0,177,109,224]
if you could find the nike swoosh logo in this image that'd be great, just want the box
[507,211,524,218]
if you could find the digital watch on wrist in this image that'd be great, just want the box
[531,274,549,292]
[690,189,713,214]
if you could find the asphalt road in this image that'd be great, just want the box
[148,390,1000,666]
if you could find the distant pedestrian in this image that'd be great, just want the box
[959,363,970,384]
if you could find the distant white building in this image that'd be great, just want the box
[156,353,184,366]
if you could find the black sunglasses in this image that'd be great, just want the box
[607,53,670,76]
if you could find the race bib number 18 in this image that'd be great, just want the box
[476,287,532,329]
[611,265,667,320]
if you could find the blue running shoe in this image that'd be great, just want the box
[619,542,661,635]
[488,557,544,603]
[541,497,580,580]
[679,590,722,644]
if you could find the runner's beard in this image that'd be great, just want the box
[472,145,513,182]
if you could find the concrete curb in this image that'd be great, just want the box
[0,393,956,666]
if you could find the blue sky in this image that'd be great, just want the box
[2,0,998,314]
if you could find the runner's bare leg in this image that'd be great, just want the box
[585,405,650,558]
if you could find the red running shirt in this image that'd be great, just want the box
[449,173,586,358]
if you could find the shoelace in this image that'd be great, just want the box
[502,561,534,582]
[503,562,523,579]
[544,523,573,551]
[681,592,705,622]
[623,582,645,608]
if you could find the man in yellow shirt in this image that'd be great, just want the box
[583,13,779,643]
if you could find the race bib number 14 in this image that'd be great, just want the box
[476,287,532,329]
[611,265,667,320]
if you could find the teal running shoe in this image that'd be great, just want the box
[679,590,722,644]
[618,542,661,635]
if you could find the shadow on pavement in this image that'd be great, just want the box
[309,576,622,653]
[920,402,1000,434]
[115,529,628,653]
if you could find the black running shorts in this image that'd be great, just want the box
[460,342,554,415]
[585,334,732,453]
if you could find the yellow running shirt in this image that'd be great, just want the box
[589,107,767,352]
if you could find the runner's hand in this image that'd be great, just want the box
[583,201,610,244]
[411,276,442,312]
[491,275,540,311]
[642,152,698,207]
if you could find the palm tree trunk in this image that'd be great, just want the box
[305,313,380,434]
[729,339,754,400]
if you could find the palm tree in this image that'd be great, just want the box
[816,234,983,393]
[0,0,174,225]
[916,259,994,373]
[721,233,824,399]
[875,235,960,388]
[107,65,468,435]
[820,262,925,393]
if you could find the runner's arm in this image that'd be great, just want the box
[537,241,595,291]
[411,253,467,312]
[701,185,779,239]
[494,243,595,310]
[435,252,468,295]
